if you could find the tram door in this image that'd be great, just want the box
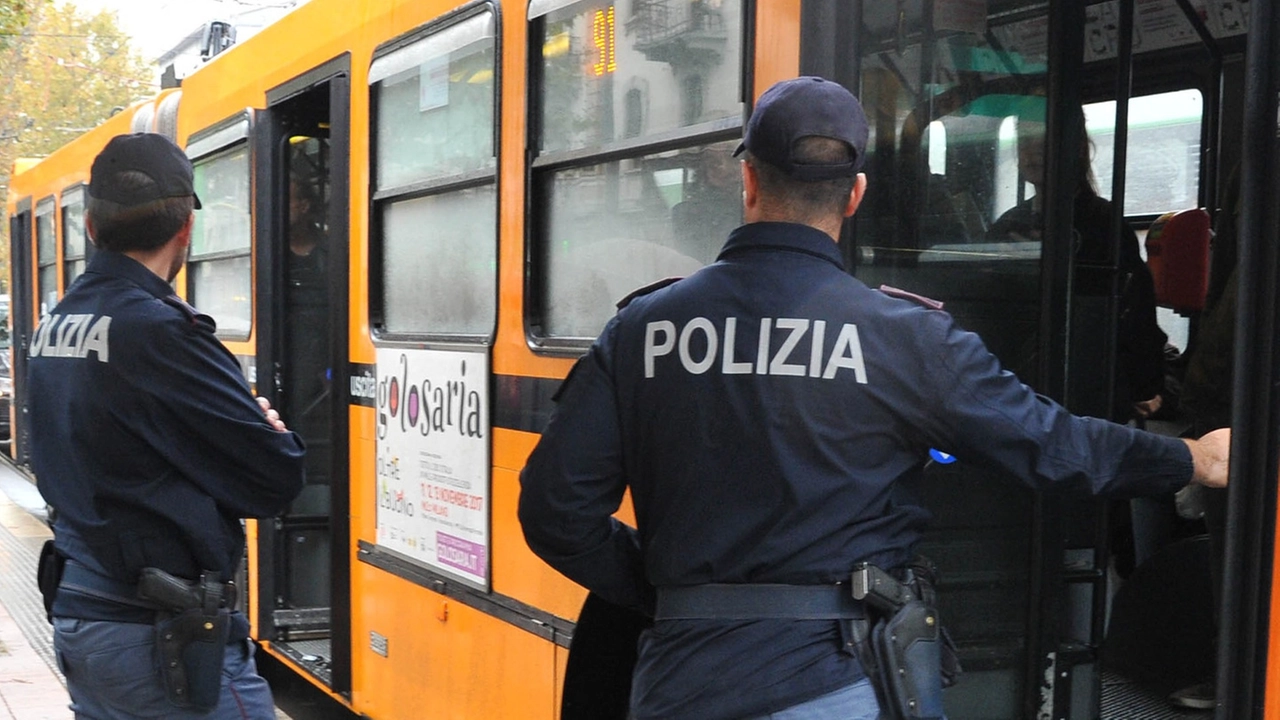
[255,63,352,693]
[8,200,33,465]
[804,1,1122,717]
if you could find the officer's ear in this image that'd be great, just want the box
[741,159,761,218]
[84,215,99,247]
[843,173,868,218]
[174,212,195,248]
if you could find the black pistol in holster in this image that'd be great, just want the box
[848,557,961,720]
[137,568,235,712]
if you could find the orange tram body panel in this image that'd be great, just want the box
[7,1,1280,719]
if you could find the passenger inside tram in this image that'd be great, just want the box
[987,110,1168,425]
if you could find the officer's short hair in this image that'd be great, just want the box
[732,77,866,224]
[86,132,201,252]
[87,171,195,252]
[746,139,858,223]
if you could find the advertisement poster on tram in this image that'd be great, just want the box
[374,347,490,590]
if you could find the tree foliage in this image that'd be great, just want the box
[0,0,154,289]
[0,0,34,48]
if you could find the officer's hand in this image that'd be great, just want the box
[257,396,289,433]
[1184,428,1230,489]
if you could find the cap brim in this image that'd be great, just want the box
[732,142,746,157]
[192,193,202,210]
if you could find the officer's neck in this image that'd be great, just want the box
[746,211,843,243]
[123,231,189,284]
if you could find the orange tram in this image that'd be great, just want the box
[7,0,1280,718]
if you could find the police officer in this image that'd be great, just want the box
[517,77,1231,720]
[27,133,306,719]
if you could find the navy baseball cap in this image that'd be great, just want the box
[734,76,869,180]
[89,133,202,209]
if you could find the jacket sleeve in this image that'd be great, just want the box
[130,315,306,519]
[915,310,1191,498]
[518,321,651,614]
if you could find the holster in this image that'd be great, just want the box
[142,569,232,712]
[36,540,66,623]
[872,600,945,719]
[849,557,961,720]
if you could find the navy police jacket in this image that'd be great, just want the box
[519,222,1193,720]
[27,251,305,621]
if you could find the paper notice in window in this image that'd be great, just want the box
[420,55,450,112]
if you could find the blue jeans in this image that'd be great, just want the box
[743,678,881,720]
[53,617,276,719]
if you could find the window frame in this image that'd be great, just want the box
[60,185,88,290]
[35,197,58,314]
[367,1,502,346]
[186,111,256,341]
[524,0,753,353]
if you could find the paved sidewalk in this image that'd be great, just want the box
[0,464,72,720]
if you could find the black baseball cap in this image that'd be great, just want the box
[89,133,202,209]
[734,76,869,180]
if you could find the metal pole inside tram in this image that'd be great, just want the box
[1217,0,1280,716]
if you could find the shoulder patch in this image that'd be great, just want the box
[162,294,216,330]
[616,276,683,310]
[878,284,944,310]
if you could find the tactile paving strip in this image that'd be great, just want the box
[0,481,60,681]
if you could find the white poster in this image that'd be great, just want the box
[375,347,490,589]
[419,55,450,112]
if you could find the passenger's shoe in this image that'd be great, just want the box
[1169,681,1215,710]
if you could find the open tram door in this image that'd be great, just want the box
[802,0,1236,717]
[8,197,34,465]
[254,57,353,695]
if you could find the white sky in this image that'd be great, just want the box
[64,0,298,62]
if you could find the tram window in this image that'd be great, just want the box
[370,9,497,337]
[380,188,497,334]
[1084,89,1203,217]
[189,144,252,338]
[536,0,743,154]
[61,188,87,289]
[541,141,734,338]
[531,0,745,341]
[35,199,57,316]
[372,12,495,191]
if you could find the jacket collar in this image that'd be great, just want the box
[86,250,176,300]
[717,222,845,270]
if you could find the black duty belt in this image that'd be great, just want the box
[655,583,866,621]
[60,560,165,611]
[60,560,236,613]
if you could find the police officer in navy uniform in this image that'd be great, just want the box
[27,133,306,719]
[517,77,1231,720]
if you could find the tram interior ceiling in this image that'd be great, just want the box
[2,0,1273,718]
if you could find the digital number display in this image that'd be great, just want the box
[592,5,616,76]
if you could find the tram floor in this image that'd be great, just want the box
[1102,672,1213,719]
